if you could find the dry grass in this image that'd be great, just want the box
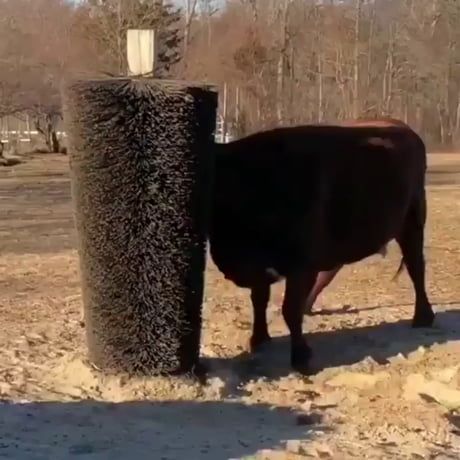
[0,153,460,459]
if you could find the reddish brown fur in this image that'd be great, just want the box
[339,117,409,128]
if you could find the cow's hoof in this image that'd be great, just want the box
[291,343,312,375]
[193,360,209,375]
[303,301,315,316]
[249,333,272,353]
[189,361,209,385]
[412,310,435,328]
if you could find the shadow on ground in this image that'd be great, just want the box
[205,308,460,391]
[0,399,316,460]
[310,300,460,316]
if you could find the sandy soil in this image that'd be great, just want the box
[0,154,460,459]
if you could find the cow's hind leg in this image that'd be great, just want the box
[396,197,434,328]
[283,270,317,373]
[304,266,342,315]
[249,282,272,352]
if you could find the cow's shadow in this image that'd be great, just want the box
[203,308,460,394]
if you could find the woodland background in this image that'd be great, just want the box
[1,0,459,152]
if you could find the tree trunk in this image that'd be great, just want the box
[365,4,375,112]
[51,130,60,153]
[315,6,324,123]
[317,53,324,123]
[276,0,291,124]
[437,103,447,146]
[382,25,394,115]
[289,44,295,123]
[184,0,198,57]
[116,0,123,74]
[34,114,60,153]
[455,94,460,148]
[352,0,363,118]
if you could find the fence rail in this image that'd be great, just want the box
[2,113,231,144]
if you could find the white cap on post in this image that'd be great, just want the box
[127,29,157,76]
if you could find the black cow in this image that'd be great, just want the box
[209,120,434,373]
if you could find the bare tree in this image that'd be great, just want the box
[183,0,199,56]
[3,0,460,150]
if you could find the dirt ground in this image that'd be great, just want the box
[0,154,460,459]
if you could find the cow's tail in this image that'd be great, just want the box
[392,257,406,281]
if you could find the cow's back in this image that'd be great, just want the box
[338,117,410,128]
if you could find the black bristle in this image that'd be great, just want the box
[63,78,217,375]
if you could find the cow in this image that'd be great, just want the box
[209,118,434,374]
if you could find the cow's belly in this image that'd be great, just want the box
[209,224,312,287]
[315,189,410,269]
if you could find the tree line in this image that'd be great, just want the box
[1,0,459,151]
